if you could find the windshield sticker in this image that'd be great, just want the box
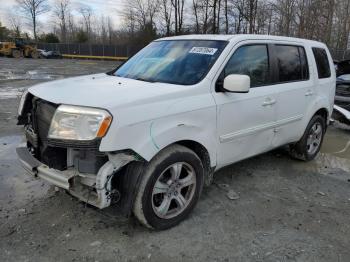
[189,47,218,55]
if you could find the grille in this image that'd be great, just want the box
[31,98,67,170]
[33,99,57,142]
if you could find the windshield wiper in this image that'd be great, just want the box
[135,77,155,83]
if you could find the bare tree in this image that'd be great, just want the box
[66,12,76,42]
[8,12,23,37]
[191,0,210,34]
[171,0,185,34]
[160,0,173,36]
[16,0,50,40]
[122,7,137,37]
[53,0,70,42]
[224,0,229,33]
[107,17,114,45]
[11,0,346,51]
[79,5,93,41]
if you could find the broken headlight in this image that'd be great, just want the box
[48,105,112,141]
[18,89,29,116]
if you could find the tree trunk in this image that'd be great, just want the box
[212,0,217,33]
[224,0,228,34]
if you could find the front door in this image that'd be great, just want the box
[212,43,277,168]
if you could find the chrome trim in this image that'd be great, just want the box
[220,114,303,143]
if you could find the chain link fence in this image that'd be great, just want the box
[37,43,144,58]
[329,49,350,61]
[37,43,350,61]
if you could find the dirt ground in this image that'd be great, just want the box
[0,57,350,262]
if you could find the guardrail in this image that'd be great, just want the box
[37,43,143,58]
[62,54,128,61]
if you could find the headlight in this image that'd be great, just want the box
[48,105,112,141]
[18,90,29,116]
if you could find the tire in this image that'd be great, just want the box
[11,49,22,58]
[30,51,39,59]
[133,144,204,230]
[289,114,326,161]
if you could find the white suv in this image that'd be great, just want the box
[17,35,335,229]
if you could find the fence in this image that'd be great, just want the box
[329,49,350,61]
[37,43,144,59]
[37,43,350,61]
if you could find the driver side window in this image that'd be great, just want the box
[219,45,270,88]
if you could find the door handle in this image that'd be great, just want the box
[262,98,276,106]
[305,90,314,96]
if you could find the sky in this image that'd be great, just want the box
[0,0,125,35]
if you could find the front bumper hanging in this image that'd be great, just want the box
[16,147,136,209]
[16,147,74,189]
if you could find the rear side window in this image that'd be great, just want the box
[312,48,331,78]
[221,45,269,87]
[274,45,309,83]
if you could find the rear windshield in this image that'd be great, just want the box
[115,40,227,85]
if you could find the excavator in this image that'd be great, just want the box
[0,38,39,58]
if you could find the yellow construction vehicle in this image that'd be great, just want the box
[0,38,39,58]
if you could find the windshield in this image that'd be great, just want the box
[114,40,227,85]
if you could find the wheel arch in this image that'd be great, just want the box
[301,92,332,137]
[313,107,329,123]
[175,140,214,185]
[145,139,215,185]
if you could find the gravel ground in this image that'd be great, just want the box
[0,57,350,262]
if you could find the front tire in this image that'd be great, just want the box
[11,49,22,58]
[290,114,326,161]
[133,144,204,230]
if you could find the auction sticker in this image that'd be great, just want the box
[189,47,218,55]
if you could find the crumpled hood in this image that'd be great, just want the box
[29,73,185,110]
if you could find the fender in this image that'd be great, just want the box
[100,114,217,167]
[298,93,331,139]
[130,107,217,167]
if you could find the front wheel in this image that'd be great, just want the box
[11,49,22,58]
[290,114,326,161]
[133,144,204,230]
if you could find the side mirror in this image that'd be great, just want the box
[223,74,250,93]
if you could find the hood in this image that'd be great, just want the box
[29,73,186,110]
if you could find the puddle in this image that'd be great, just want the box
[0,135,24,160]
[0,69,63,81]
[321,125,350,160]
[315,153,350,172]
[0,86,25,99]
[290,124,350,180]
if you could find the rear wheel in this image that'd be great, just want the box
[30,50,39,59]
[290,114,326,161]
[133,144,204,230]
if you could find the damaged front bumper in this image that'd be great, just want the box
[16,147,136,209]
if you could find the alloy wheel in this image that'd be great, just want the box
[151,162,197,219]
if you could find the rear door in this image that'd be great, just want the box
[270,44,312,147]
